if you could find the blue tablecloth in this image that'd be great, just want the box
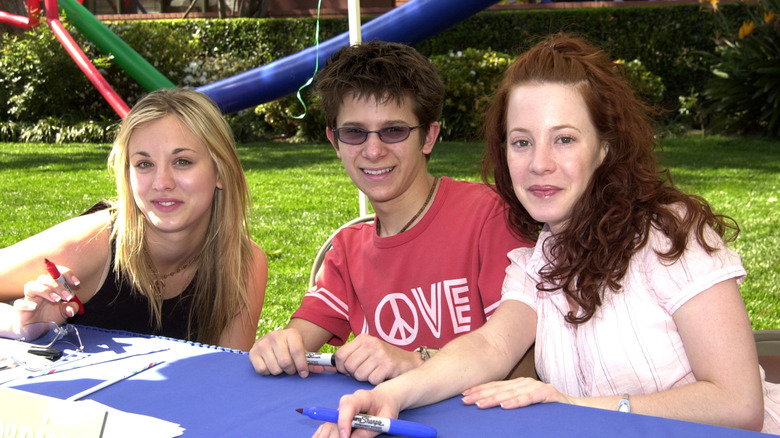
[3,326,773,437]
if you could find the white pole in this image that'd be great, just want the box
[348,0,362,46]
[347,0,369,216]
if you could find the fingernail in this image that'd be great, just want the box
[65,306,75,317]
[50,293,61,302]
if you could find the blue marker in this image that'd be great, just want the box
[296,406,437,438]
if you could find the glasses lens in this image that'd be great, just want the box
[379,126,412,143]
[20,321,59,346]
[337,128,368,145]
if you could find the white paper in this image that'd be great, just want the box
[79,399,185,438]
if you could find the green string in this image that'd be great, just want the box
[291,0,323,120]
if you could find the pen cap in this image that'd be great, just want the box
[44,258,61,279]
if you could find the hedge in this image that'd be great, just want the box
[0,3,754,142]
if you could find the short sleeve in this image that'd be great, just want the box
[500,247,539,312]
[291,234,353,346]
[643,225,746,314]
[477,198,534,317]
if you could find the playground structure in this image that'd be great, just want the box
[1,0,500,118]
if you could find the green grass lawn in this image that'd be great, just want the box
[1,135,778,337]
[655,136,780,329]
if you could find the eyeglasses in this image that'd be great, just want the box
[12,322,85,371]
[332,124,425,145]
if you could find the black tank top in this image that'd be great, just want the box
[67,242,198,341]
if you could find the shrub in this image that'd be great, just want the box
[675,89,706,132]
[56,120,119,143]
[700,0,780,137]
[225,110,273,143]
[252,87,327,143]
[0,121,21,142]
[18,117,60,143]
[0,25,99,123]
[431,49,513,141]
[615,59,666,107]
[0,119,117,143]
[0,5,754,140]
[415,6,730,112]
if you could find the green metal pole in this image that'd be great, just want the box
[58,0,175,91]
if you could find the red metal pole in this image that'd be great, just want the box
[44,0,130,118]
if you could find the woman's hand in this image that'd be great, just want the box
[311,422,341,438]
[321,388,403,438]
[15,270,81,327]
[461,377,576,410]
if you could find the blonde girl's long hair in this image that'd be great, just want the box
[108,89,253,345]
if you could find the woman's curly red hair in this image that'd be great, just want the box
[482,34,739,324]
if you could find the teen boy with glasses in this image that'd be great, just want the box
[249,41,534,385]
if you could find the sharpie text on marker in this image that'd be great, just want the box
[296,406,437,438]
[305,352,335,366]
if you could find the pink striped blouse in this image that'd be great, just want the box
[501,224,780,434]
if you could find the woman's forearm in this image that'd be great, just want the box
[383,302,536,411]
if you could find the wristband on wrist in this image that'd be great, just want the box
[414,346,439,361]
[617,394,631,413]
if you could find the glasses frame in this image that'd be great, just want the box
[332,123,425,145]
[21,321,84,351]
[12,322,85,370]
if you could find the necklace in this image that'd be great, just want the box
[146,251,199,295]
[399,176,439,233]
[378,176,439,235]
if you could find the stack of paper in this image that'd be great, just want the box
[0,388,184,437]
[83,399,185,438]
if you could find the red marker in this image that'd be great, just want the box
[44,258,85,315]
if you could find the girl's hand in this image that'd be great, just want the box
[29,264,80,303]
[0,297,71,340]
[0,302,26,339]
[15,274,80,326]
[461,377,576,409]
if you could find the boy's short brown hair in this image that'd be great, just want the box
[315,40,444,139]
